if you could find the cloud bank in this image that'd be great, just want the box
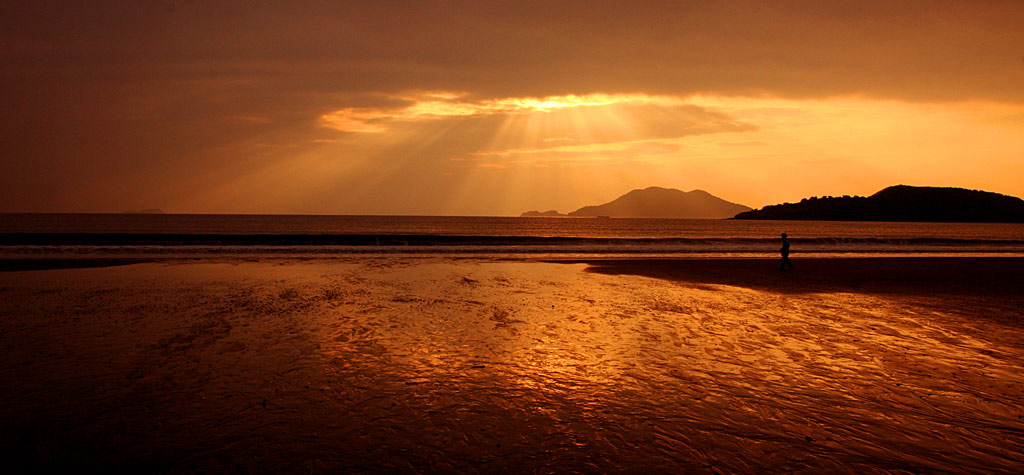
[2,1,1023,213]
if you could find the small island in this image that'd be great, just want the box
[732,185,1024,223]
[520,210,564,217]
[521,186,751,219]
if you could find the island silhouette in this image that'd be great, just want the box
[733,185,1024,222]
[520,210,564,217]
[521,186,751,219]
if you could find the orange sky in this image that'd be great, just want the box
[2,1,1023,215]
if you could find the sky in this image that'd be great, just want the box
[2,0,1023,215]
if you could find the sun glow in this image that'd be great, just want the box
[268,91,1024,216]
[320,92,687,133]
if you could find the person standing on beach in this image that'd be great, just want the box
[779,233,794,271]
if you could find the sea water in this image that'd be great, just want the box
[1,213,1023,258]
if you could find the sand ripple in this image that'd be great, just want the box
[1,258,1023,472]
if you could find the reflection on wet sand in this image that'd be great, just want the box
[1,258,1023,472]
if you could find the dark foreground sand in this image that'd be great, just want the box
[1,257,1023,473]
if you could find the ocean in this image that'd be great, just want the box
[2,213,1023,258]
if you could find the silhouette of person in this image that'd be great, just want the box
[779,233,794,271]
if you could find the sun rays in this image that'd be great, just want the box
[237,91,1024,215]
[319,91,690,135]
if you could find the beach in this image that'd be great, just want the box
[7,0,1024,471]
[1,256,1023,472]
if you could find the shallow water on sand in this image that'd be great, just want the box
[1,259,1023,472]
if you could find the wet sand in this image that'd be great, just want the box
[1,257,1023,472]
[573,257,1024,296]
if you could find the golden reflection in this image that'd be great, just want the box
[11,257,1024,471]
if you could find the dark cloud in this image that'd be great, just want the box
[1,0,1022,211]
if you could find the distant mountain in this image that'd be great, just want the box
[529,186,750,218]
[520,210,565,217]
[732,185,1024,222]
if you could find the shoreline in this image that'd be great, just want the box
[3,255,1023,300]
[3,255,1023,288]
[0,257,158,272]
[546,256,1024,297]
